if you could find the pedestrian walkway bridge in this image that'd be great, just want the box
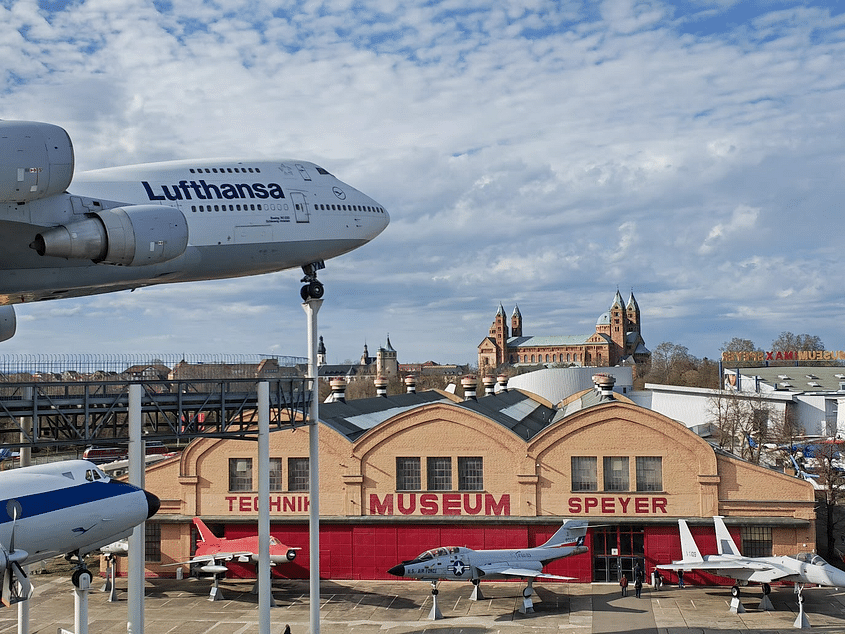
[0,377,313,450]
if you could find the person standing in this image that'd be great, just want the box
[620,574,628,597]
[634,575,643,598]
[678,568,685,588]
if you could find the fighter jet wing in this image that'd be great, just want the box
[478,564,575,580]
[658,560,777,573]
[165,552,254,566]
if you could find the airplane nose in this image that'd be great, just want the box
[145,490,161,518]
[387,564,405,577]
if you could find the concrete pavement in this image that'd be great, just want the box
[3,570,845,633]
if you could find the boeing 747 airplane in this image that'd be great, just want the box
[0,120,390,341]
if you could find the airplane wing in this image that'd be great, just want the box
[658,560,772,572]
[657,559,792,583]
[165,552,254,566]
[477,564,575,580]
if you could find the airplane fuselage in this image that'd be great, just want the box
[0,460,159,562]
[389,544,588,581]
[700,553,845,587]
[0,157,389,304]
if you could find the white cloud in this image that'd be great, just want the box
[2,0,845,366]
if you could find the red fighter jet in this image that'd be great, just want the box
[173,518,299,600]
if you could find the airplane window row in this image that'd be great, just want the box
[188,167,261,174]
[316,203,386,213]
[191,204,267,212]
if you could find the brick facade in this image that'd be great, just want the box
[478,291,651,370]
[133,385,815,584]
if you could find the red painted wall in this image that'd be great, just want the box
[220,521,735,585]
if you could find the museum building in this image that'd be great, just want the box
[136,375,815,585]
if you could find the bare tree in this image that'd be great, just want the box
[707,390,783,464]
[811,442,845,560]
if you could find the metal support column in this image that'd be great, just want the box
[18,387,31,634]
[127,384,144,634]
[258,381,271,634]
[302,298,323,634]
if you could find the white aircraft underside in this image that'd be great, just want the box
[0,121,390,336]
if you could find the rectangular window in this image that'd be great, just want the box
[396,457,421,491]
[571,457,598,491]
[458,457,483,491]
[288,457,309,492]
[269,458,283,492]
[228,458,253,492]
[636,456,663,492]
[603,456,629,491]
[427,457,452,491]
[741,526,772,557]
[145,521,161,563]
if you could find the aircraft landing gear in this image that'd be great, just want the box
[71,567,92,589]
[519,578,536,614]
[300,261,325,301]
[428,580,443,620]
[730,585,740,597]
[794,583,810,628]
[759,582,774,611]
[58,559,93,634]
[470,577,484,601]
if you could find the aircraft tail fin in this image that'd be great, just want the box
[540,519,589,548]
[678,520,704,563]
[193,517,220,545]
[713,515,741,556]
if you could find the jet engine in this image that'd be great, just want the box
[30,205,189,266]
[0,121,74,203]
[0,306,15,342]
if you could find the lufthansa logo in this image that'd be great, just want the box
[332,186,347,200]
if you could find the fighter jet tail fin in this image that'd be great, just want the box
[540,519,589,548]
[713,515,741,556]
[193,517,220,545]
[678,520,704,563]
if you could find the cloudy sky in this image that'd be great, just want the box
[2,0,844,367]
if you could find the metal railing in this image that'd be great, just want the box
[0,377,313,450]
[0,353,308,381]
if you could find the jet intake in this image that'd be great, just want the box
[0,121,74,203]
[0,306,15,342]
[31,205,188,266]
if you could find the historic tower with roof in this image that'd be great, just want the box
[478,291,650,371]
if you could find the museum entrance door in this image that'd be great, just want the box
[591,525,645,582]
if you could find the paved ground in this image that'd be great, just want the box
[3,571,845,633]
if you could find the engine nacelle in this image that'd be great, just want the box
[31,205,189,266]
[0,121,74,203]
[0,306,16,342]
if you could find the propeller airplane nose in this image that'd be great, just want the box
[146,491,161,519]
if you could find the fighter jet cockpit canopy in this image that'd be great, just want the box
[793,552,830,566]
[412,546,463,562]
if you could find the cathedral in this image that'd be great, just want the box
[478,291,650,370]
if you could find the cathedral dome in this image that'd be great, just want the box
[596,312,610,326]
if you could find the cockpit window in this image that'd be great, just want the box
[86,470,94,482]
[270,537,280,546]
[415,550,434,562]
[795,552,827,565]
[315,167,332,176]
